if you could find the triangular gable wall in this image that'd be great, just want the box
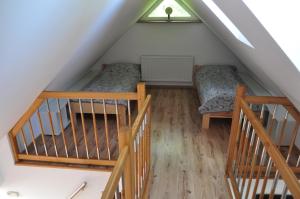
[139,0,201,22]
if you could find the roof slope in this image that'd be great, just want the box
[186,0,300,110]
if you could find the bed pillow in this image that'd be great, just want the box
[104,63,141,78]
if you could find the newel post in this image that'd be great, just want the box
[118,127,135,199]
[226,84,246,175]
[137,82,146,111]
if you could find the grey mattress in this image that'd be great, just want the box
[194,65,254,114]
[76,63,141,106]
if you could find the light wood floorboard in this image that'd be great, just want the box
[149,87,230,199]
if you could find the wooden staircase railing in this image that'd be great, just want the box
[226,85,300,199]
[8,83,146,169]
[101,95,152,199]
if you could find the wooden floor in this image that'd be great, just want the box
[148,87,230,199]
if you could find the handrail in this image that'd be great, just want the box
[240,99,300,197]
[40,91,139,100]
[101,147,129,199]
[101,94,152,199]
[11,98,45,136]
[68,181,87,199]
[226,85,300,199]
[244,96,292,105]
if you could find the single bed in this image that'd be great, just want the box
[70,63,143,127]
[193,65,252,129]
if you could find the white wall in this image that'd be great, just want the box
[97,23,246,72]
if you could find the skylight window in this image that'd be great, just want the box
[149,0,191,18]
[139,0,201,23]
[243,0,300,71]
[202,0,254,48]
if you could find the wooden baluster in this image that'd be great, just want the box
[129,133,136,197]
[28,119,38,155]
[139,126,143,195]
[115,100,120,139]
[144,119,147,180]
[127,100,132,128]
[56,99,69,158]
[134,138,138,199]
[115,184,121,199]
[79,99,89,159]
[91,99,100,160]
[21,128,29,155]
[251,147,267,199]
[144,118,148,180]
[259,158,273,199]
[143,116,147,180]
[245,137,261,198]
[269,170,280,199]
[46,99,59,157]
[277,111,289,148]
[142,126,145,196]
[281,184,290,199]
[233,113,247,178]
[146,104,152,178]
[140,120,144,184]
[67,99,79,158]
[259,104,265,123]
[118,127,133,199]
[296,155,300,167]
[103,99,111,160]
[121,175,125,199]
[285,123,299,164]
[280,123,299,198]
[36,109,48,156]
[134,133,139,198]
[136,132,141,198]
[237,120,252,186]
[240,129,257,195]
[267,105,278,136]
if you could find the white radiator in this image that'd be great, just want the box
[141,55,194,86]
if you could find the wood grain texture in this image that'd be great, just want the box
[148,87,230,199]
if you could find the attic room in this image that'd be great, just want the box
[1,0,300,199]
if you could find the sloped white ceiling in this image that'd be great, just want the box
[2,0,300,140]
[186,0,300,110]
[0,0,147,138]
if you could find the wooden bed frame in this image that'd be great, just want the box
[193,65,234,129]
[201,111,233,129]
[70,82,146,127]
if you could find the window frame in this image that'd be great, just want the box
[138,0,201,23]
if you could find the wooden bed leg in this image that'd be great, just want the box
[202,114,210,129]
[118,107,127,127]
[72,112,78,127]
